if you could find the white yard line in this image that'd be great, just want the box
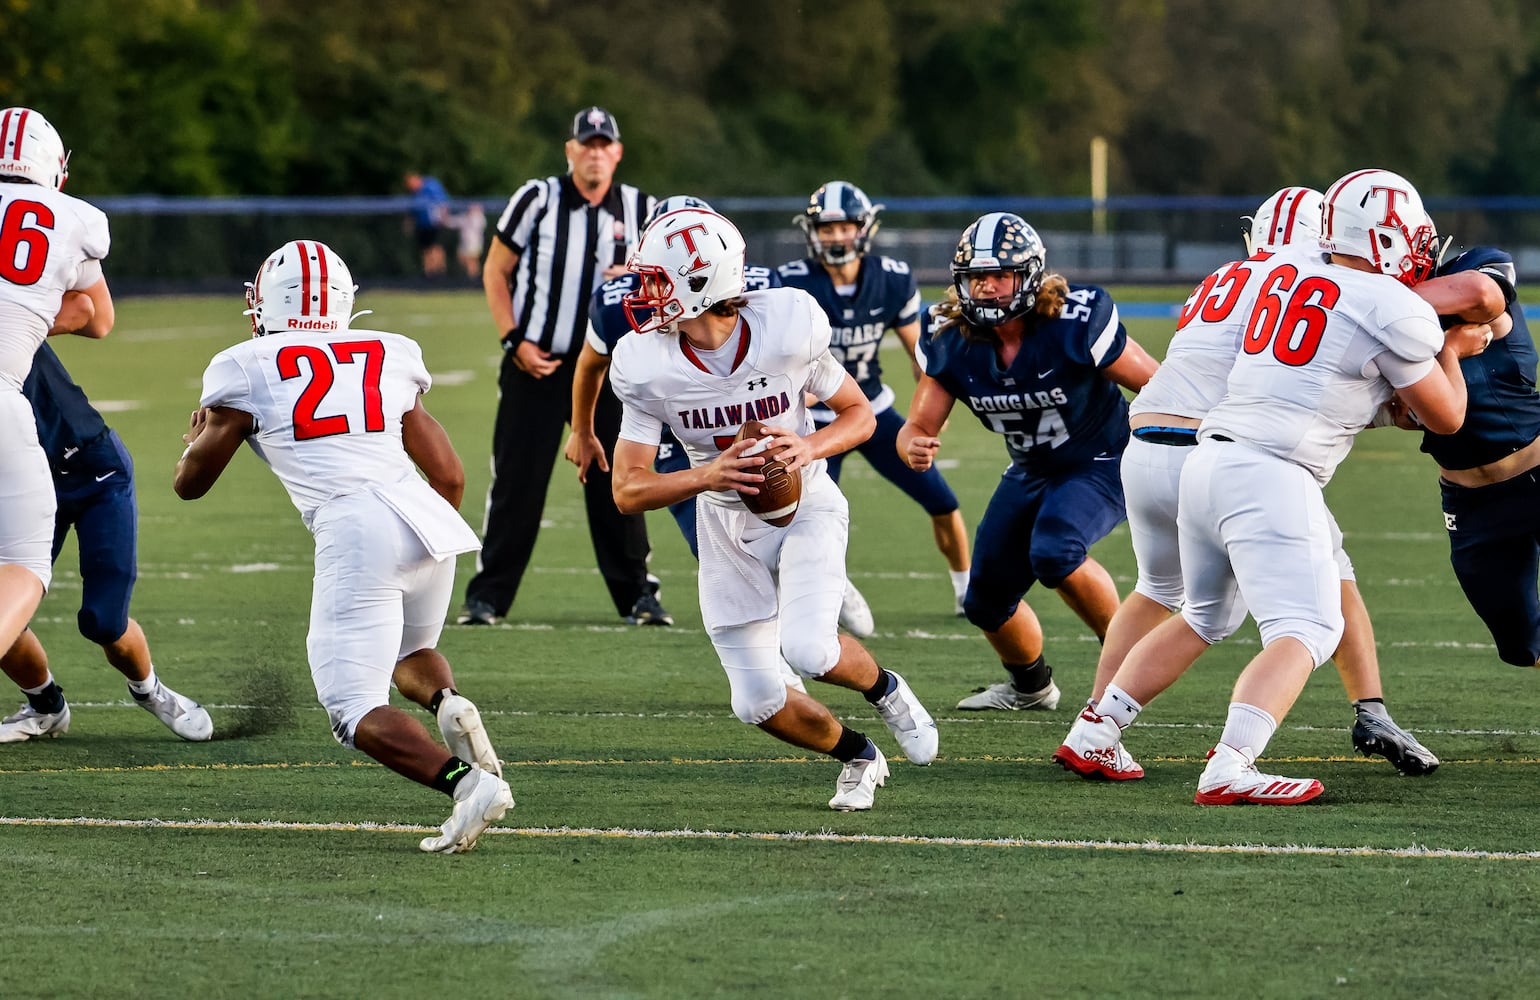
[1,815,1535,861]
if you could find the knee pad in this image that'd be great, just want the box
[729,677,788,725]
[713,620,792,724]
[962,588,1015,634]
[77,605,128,647]
[1257,617,1344,669]
[780,630,841,680]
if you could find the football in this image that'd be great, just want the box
[735,419,800,527]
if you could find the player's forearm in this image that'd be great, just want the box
[807,405,875,459]
[613,464,711,514]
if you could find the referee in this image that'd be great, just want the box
[458,106,670,627]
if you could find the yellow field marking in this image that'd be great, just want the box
[1,815,1536,861]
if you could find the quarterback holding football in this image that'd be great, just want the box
[607,207,939,811]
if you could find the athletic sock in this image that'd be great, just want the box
[1004,656,1051,694]
[127,667,158,698]
[1219,702,1278,758]
[22,678,65,715]
[431,756,474,796]
[862,668,898,704]
[949,570,969,600]
[1092,683,1143,729]
[428,688,459,715]
[829,725,876,763]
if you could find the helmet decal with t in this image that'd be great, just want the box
[1246,186,1323,254]
[952,213,1046,327]
[244,240,358,337]
[624,209,746,335]
[794,180,883,266]
[646,195,715,227]
[1319,169,1439,287]
[0,107,70,190]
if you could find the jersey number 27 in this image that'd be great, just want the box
[276,340,386,440]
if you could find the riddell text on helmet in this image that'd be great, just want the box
[284,318,342,331]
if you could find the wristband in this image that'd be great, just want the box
[501,328,519,350]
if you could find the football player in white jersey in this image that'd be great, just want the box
[608,208,939,811]
[174,241,513,853]
[1057,170,1485,805]
[1055,187,1443,781]
[0,107,115,691]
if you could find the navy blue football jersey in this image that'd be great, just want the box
[22,342,121,487]
[776,255,921,402]
[1420,246,1540,470]
[585,265,782,357]
[919,286,1130,476]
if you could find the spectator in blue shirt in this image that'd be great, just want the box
[405,172,450,276]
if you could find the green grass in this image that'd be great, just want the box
[6,288,1539,999]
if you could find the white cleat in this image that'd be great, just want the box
[828,748,889,812]
[1194,743,1322,806]
[419,767,515,854]
[873,672,938,765]
[436,694,502,778]
[134,682,213,741]
[838,579,875,639]
[0,702,70,743]
[1052,708,1144,780]
[956,679,1061,712]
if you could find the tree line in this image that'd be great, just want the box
[3,0,1535,201]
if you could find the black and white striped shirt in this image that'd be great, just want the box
[495,174,652,357]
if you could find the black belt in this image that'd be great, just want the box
[1132,426,1199,447]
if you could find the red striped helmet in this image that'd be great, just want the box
[0,107,69,190]
[1247,187,1322,254]
[1320,169,1438,287]
[244,240,357,337]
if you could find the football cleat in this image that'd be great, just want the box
[956,679,1061,712]
[1053,708,1144,780]
[436,693,502,778]
[1351,712,1439,776]
[455,600,499,626]
[838,580,875,638]
[828,747,889,812]
[1194,743,1323,806]
[626,591,674,626]
[873,671,938,765]
[0,702,70,743]
[419,767,514,854]
[133,681,214,741]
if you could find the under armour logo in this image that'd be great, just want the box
[746,377,768,390]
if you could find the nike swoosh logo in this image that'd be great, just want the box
[94,471,117,482]
[1037,369,1055,378]
[63,447,79,459]
[868,308,884,316]
[1092,456,1119,462]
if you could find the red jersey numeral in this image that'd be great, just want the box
[1175,251,1272,331]
[1241,265,1341,367]
[0,199,55,286]
[276,339,387,440]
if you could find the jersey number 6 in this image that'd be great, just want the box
[276,340,386,440]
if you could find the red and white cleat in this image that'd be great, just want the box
[1052,708,1144,781]
[1194,743,1322,805]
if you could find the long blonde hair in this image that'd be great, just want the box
[932,274,1070,342]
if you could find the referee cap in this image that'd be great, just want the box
[571,106,620,142]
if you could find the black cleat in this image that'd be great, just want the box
[626,592,674,626]
[1352,713,1440,776]
[455,600,499,626]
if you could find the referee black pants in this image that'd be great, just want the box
[465,352,651,618]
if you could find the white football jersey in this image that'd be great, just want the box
[200,327,457,531]
[0,183,109,389]
[1200,246,1444,484]
[610,287,849,511]
[1131,254,1277,420]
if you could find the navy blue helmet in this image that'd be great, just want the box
[795,180,883,266]
[952,213,1046,327]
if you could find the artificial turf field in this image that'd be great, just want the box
[6,288,1540,999]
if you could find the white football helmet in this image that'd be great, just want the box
[1246,186,1322,254]
[1320,169,1439,286]
[624,209,745,334]
[244,240,357,337]
[0,107,69,190]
